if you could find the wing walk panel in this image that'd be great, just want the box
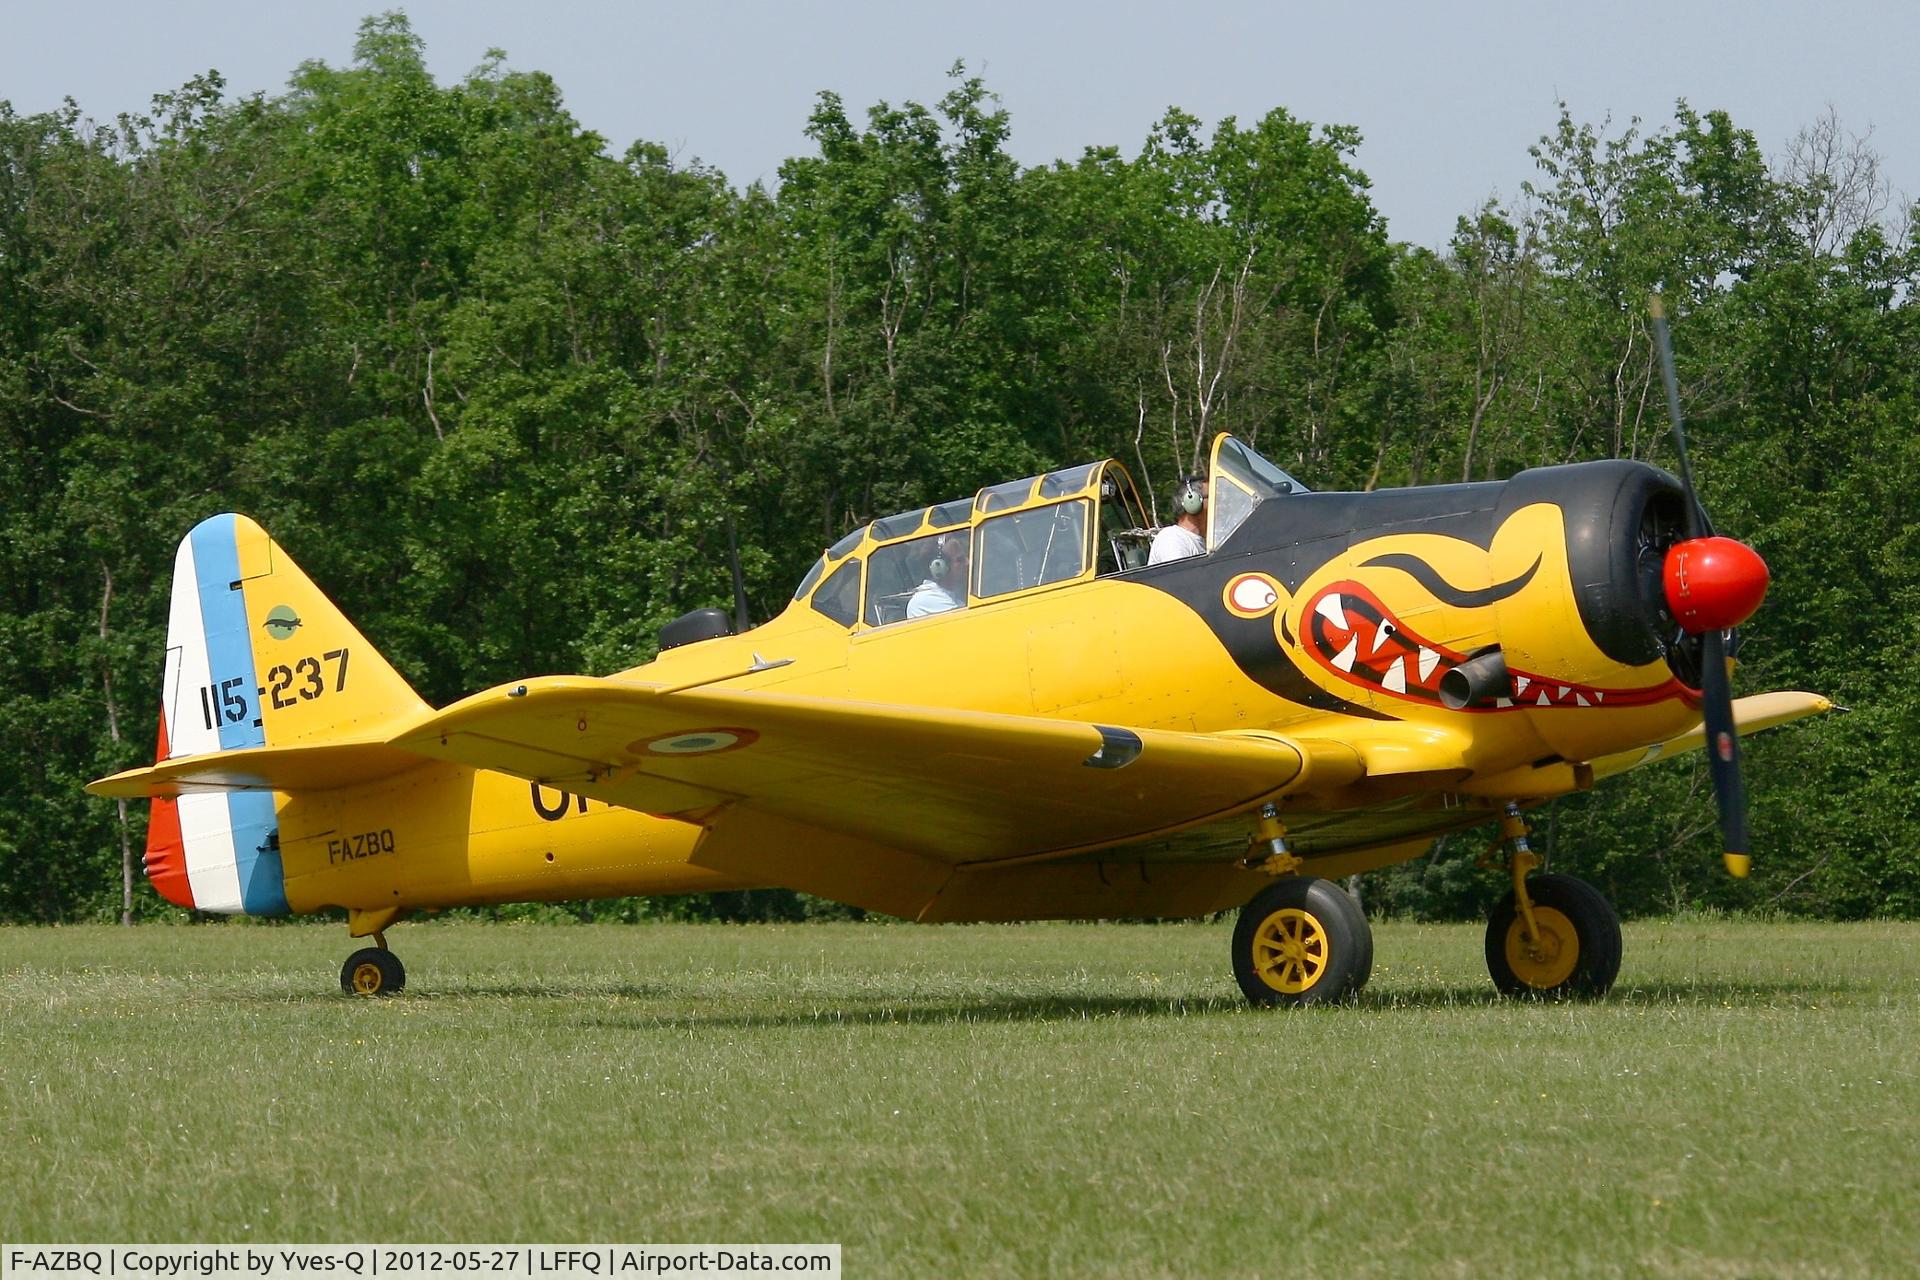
[392,677,1323,865]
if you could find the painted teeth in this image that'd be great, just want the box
[1304,600,1626,713]
[1495,673,1610,708]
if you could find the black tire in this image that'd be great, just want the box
[1484,873,1621,999]
[1232,877,1372,1007]
[341,947,406,996]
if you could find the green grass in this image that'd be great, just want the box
[2,919,1916,1277]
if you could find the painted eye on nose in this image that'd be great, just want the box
[1224,573,1281,618]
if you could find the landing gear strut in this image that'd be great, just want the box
[340,930,406,996]
[1483,804,1621,999]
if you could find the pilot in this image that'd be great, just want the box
[907,534,970,618]
[1148,477,1208,565]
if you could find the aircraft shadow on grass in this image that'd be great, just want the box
[244,972,1857,1020]
[301,976,1858,1027]
[1351,976,1859,1011]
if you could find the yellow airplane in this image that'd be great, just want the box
[90,330,1827,1005]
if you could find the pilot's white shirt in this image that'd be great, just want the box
[907,579,963,618]
[1148,523,1207,565]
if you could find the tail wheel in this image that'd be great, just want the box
[1232,877,1372,1007]
[341,947,406,996]
[1485,873,1621,999]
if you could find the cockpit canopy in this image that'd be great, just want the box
[1207,434,1308,547]
[791,434,1308,631]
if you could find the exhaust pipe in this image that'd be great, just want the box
[1440,649,1512,710]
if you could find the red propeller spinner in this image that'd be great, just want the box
[1662,536,1770,635]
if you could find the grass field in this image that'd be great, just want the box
[2,918,1916,1277]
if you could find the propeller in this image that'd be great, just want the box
[1650,296,1769,877]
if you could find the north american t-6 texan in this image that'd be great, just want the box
[91,308,1830,1003]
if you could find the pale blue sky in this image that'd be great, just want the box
[2,1,1912,250]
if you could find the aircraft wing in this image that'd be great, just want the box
[1588,690,1834,781]
[389,677,1362,864]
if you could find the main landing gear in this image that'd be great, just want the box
[340,931,407,996]
[1228,802,1625,1006]
[1230,805,1373,1006]
[1482,804,1621,999]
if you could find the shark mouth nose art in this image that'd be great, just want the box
[1302,581,1683,711]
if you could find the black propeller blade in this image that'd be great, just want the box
[1695,628,1752,876]
[1651,296,1754,878]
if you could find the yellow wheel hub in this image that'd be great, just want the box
[1250,907,1331,994]
[350,961,385,995]
[1505,905,1579,989]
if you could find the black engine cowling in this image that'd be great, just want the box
[1497,460,1695,677]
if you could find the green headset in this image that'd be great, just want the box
[1175,477,1207,516]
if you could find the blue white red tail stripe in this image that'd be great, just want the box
[150,514,289,916]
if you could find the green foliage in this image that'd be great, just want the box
[1,19,1913,921]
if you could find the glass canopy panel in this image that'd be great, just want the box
[1218,436,1308,498]
[791,554,827,601]
[1037,462,1099,499]
[928,498,974,529]
[865,531,968,626]
[810,559,861,628]
[975,476,1037,514]
[1208,436,1309,548]
[827,526,868,559]
[869,507,930,542]
[1096,462,1152,574]
[974,500,1090,599]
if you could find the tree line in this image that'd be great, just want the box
[3,14,1914,923]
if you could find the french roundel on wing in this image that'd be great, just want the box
[1223,572,1282,619]
[634,727,760,756]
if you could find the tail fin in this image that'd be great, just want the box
[144,513,428,915]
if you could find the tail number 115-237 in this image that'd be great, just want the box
[198,648,352,728]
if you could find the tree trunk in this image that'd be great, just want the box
[99,562,135,926]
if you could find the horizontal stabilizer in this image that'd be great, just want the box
[87,738,433,798]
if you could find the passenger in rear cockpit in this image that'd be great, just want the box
[907,533,970,618]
